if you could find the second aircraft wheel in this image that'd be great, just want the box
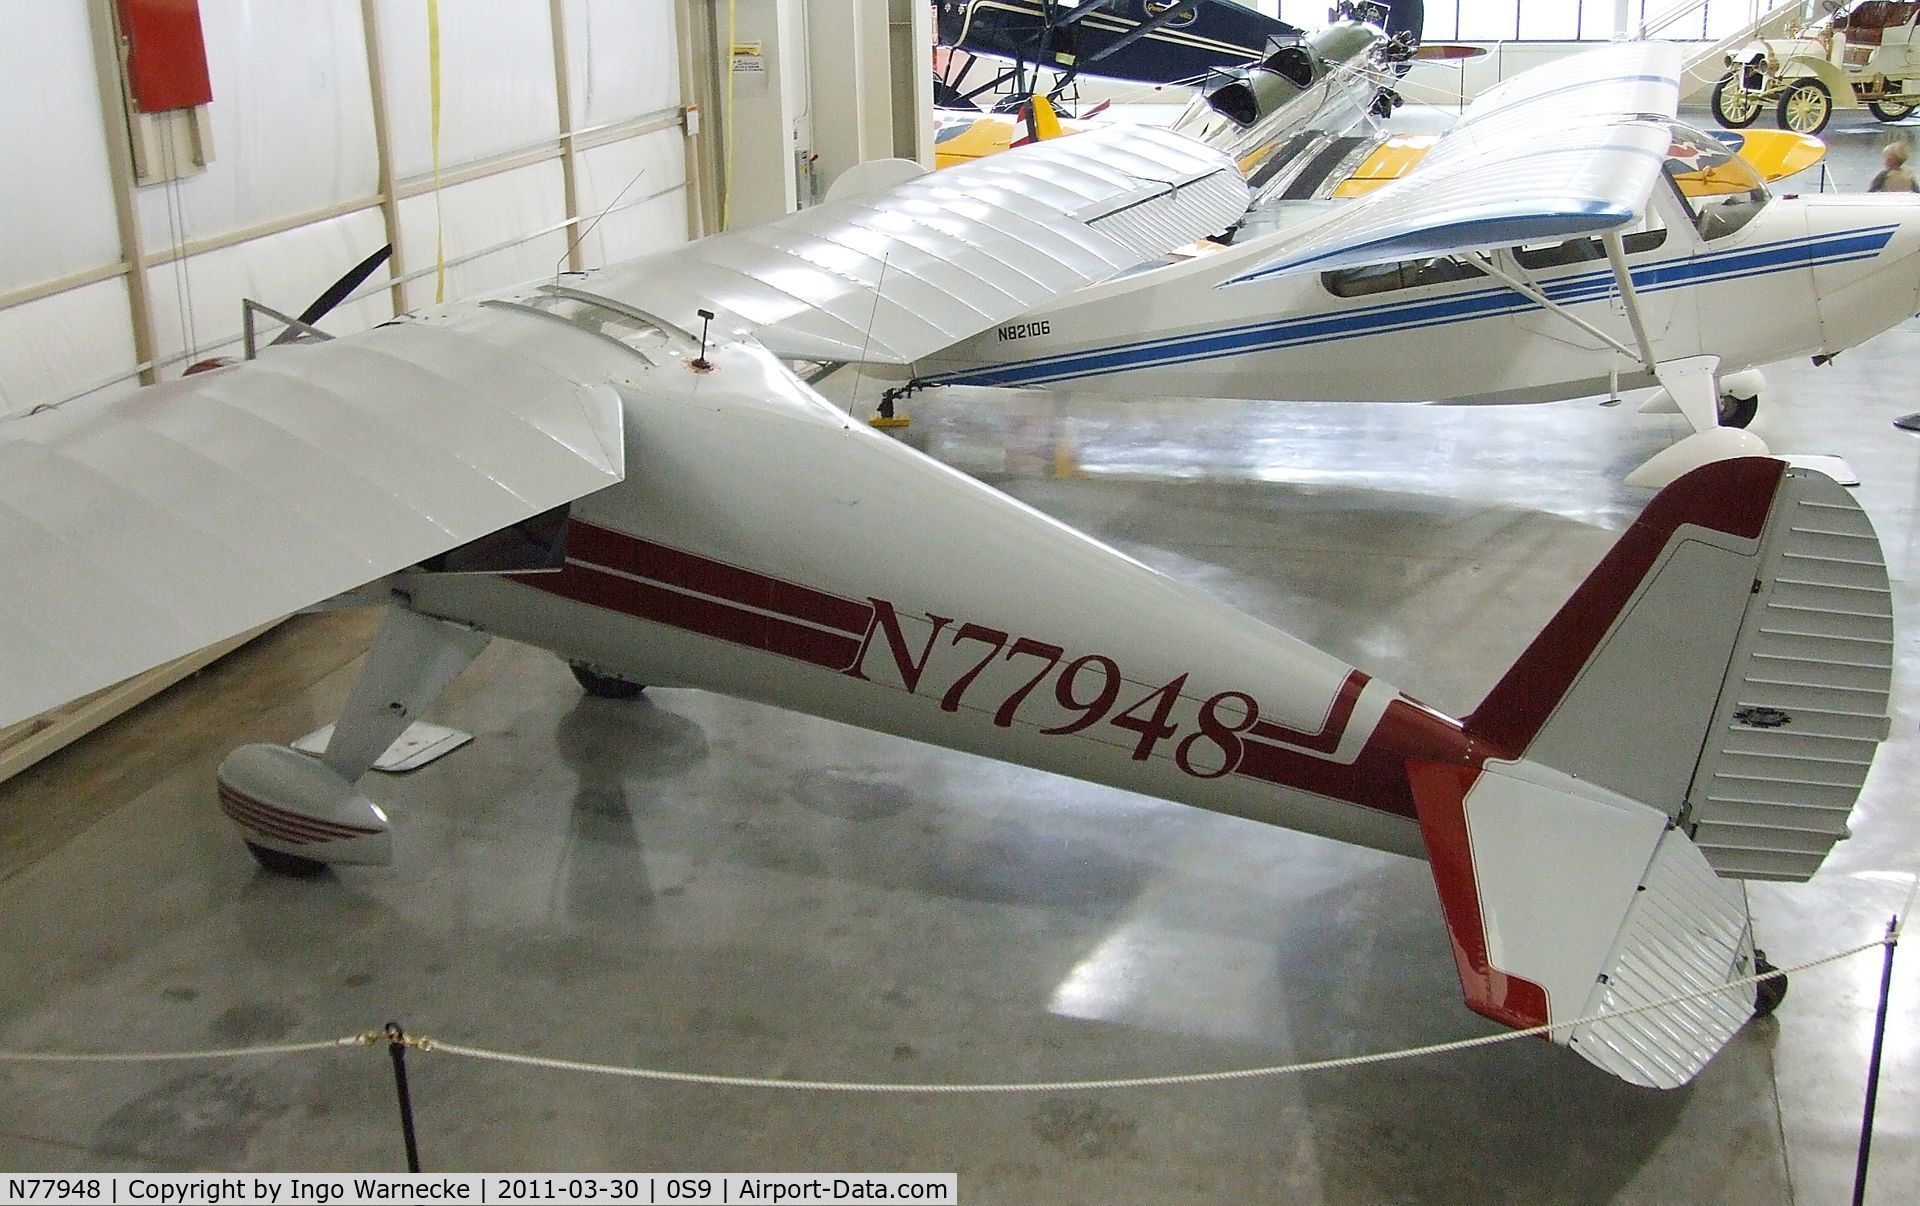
[1719,391,1759,429]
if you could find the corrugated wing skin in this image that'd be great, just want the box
[1222,41,1683,283]
[582,126,1250,363]
[0,322,624,730]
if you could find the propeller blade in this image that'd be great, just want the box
[270,244,394,347]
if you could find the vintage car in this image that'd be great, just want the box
[1712,0,1920,134]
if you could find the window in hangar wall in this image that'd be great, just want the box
[1254,1,1770,41]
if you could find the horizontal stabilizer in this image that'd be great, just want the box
[0,323,626,731]
[1220,41,1680,284]
[584,126,1250,364]
[1408,758,1753,1090]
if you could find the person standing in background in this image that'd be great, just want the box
[1869,141,1918,192]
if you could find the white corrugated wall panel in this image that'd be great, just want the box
[564,0,682,126]
[376,2,561,178]
[395,160,570,307]
[134,2,379,249]
[142,208,394,372]
[574,130,689,266]
[0,278,139,418]
[0,4,120,290]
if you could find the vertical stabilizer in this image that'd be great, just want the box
[1409,459,1891,1087]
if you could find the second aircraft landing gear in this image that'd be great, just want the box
[872,379,929,429]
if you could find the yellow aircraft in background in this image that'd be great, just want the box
[933,101,1830,195]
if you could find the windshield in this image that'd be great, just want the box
[1664,122,1770,240]
[524,288,681,359]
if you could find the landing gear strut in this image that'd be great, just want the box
[872,379,928,429]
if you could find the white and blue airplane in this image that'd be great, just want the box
[909,41,1920,485]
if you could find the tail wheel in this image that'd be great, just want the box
[1778,78,1833,135]
[568,660,646,700]
[1719,391,1759,429]
[1712,70,1764,128]
[1753,950,1788,1016]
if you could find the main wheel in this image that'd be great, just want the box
[1778,78,1833,135]
[245,841,330,878]
[568,661,646,700]
[1719,391,1759,429]
[1753,950,1788,1016]
[1712,70,1765,128]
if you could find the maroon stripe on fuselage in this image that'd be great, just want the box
[1234,696,1483,821]
[1247,669,1367,754]
[518,559,867,672]
[565,522,871,635]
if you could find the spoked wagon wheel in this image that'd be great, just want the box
[1778,78,1833,135]
[1712,70,1765,128]
[1867,83,1917,121]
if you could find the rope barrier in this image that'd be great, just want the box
[0,1034,376,1064]
[0,933,1894,1090]
[419,938,1884,1093]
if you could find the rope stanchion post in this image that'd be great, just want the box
[385,1022,422,1174]
[1851,915,1901,1206]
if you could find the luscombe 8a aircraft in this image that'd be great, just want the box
[913,41,1920,486]
[0,118,1893,1091]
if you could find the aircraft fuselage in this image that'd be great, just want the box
[916,187,1920,406]
[390,299,1467,862]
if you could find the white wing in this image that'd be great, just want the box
[0,126,1244,730]
[1222,41,1682,284]
[583,125,1250,363]
[0,322,623,730]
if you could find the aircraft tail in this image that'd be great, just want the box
[1406,458,1893,1087]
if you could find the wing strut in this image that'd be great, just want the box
[1464,252,1647,369]
[1603,230,1660,373]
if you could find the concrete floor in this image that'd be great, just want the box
[2,111,1917,1200]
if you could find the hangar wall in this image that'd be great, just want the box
[0,0,700,420]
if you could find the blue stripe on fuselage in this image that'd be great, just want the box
[930,225,1899,387]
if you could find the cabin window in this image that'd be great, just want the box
[1321,255,1485,298]
[1514,226,1667,270]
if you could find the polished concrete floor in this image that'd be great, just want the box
[2,112,1917,1200]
